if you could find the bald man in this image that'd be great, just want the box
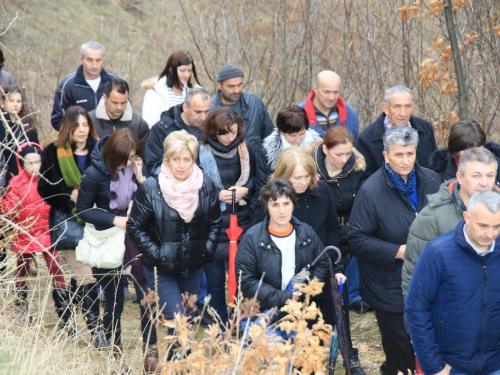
[298,70,359,139]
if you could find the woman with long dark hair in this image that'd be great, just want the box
[141,50,201,127]
[38,106,104,345]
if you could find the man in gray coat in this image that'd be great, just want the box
[89,77,149,151]
[402,147,499,297]
[210,64,275,154]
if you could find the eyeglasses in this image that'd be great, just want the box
[128,154,140,161]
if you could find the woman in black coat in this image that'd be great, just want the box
[198,107,255,323]
[38,106,105,346]
[236,178,329,311]
[127,130,222,324]
[307,126,371,314]
[254,147,366,374]
[77,128,146,352]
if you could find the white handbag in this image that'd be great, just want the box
[75,223,126,269]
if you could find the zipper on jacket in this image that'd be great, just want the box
[477,260,487,373]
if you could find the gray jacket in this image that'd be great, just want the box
[210,91,275,154]
[89,97,150,151]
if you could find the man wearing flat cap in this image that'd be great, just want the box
[211,64,275,154]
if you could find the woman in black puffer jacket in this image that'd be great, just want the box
[127,130,222,323]
[199,107,256,324]
[77,128,146,353]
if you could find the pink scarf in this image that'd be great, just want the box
[159,163,203,223]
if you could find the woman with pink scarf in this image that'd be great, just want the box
[127,130,222,332]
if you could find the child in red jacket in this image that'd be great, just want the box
[1,142,69,325]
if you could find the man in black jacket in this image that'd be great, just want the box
[348,126,441,375]
[145,87,211,174]
[356,85,437,179]
[51,41,117,130]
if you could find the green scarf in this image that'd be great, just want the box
[57,141,84,223]
[57,141,81,188]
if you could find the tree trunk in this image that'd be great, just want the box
[443,0,469,119]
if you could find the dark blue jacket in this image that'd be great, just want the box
[347,164,441,312]
[51,65,117,130]
[356,113,438,180]
[405,221,500,375]
[211,91,275,155]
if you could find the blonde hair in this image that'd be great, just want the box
[163,130,199,162]
[272,147,317,190]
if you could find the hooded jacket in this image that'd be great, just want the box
[141,76,191,127]
[308,141,366,221]
[405,220,500,375]
[356,113,438,179]
[126,171,222,277]
[210,90,275,154]
[89,97,150,151]
[253,127,321,208]
[235,215,330,311]
[428,141,500,184]
[50,65,117,130]
[347,164,441,312]
[298,90,359,140]
[1,145,50,253]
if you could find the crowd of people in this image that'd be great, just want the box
[1,40,500,375]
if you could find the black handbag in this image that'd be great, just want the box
[50,208,85,250]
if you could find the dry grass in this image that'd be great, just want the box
[0,250,385,375]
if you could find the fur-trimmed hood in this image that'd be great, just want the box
[95,96,133,122]
[141,76,158,91]
[261,128,321,170]
[307,139,366,173]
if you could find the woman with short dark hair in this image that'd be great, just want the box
[236,178,329,329]
[253,105,321,208]
[141,50,201,127]
[429,119,500,182]
[199,107,256,323]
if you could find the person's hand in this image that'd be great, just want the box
[70,188,79,202]
[219,189,231,203]
[132,157,145,183]
[113,216,129,229]
[292,291,302,301]
[434,364,451,375]
[395,244,406,260]
[335,273,347,285]
[228,186,249,202]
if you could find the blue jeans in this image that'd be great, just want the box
[197,271,208,304]
[133,278,157,346]
[451,369,500,375]
[346,253,362,304]
[205,260,229,323]
[144,266,203,320]
[93,269,124,346]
